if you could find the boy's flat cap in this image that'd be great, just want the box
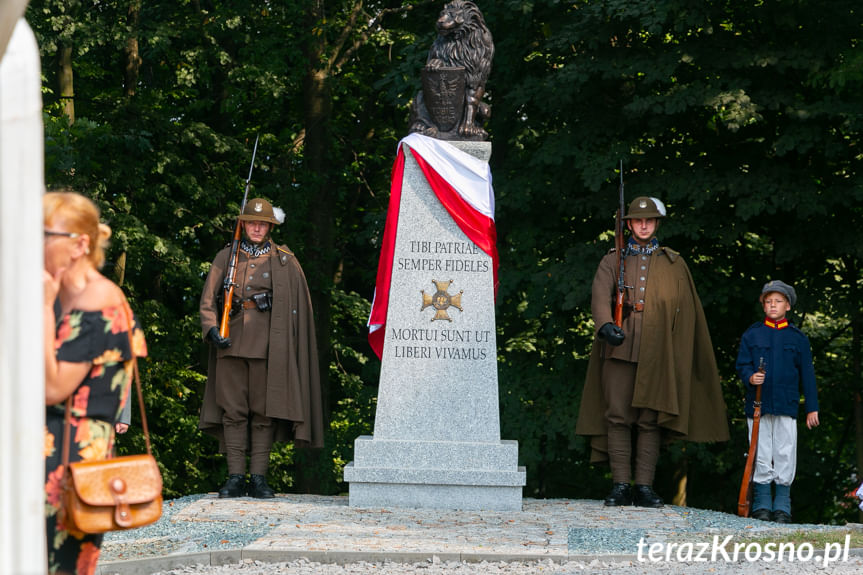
[761,280,797,307]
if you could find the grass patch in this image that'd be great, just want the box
[744,528,863,549]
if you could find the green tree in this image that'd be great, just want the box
[485,0,863,521]
[26,0,863,524]
[28,0,436,496]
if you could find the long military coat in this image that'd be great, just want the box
[575,246,729,462]
[199,243,324,448]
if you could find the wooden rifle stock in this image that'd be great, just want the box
[218,135,259,339]
[218,222,243,338]
[613,216,624,327]
[737,371,764,517]
[613,161,625,327]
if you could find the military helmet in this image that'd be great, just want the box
[623,196,666,219]
[238,198,285,226]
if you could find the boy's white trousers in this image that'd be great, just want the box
[748,414,797,485]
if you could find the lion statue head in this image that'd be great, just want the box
[409,1,494,141]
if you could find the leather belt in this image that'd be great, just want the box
[241,300,258,310]
[631,303,645,312]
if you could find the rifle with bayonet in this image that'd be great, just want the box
[613,160,625,327]
[218,135,260,339]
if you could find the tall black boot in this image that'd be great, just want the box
[218,474,246,498]
[248,474,275,499]
[633,484,664,508]
[604,482,632,506]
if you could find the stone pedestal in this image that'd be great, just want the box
[344,139,525,511]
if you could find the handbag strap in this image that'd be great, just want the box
[122,300,153,455]
[61,298,152,471]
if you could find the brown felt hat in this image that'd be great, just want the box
[623,196,666,219]
[237,198,284,225]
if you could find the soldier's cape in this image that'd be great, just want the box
[576,247,730,461]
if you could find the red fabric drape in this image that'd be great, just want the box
[367,143,498,359]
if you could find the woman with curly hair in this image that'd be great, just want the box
[42,190,147,575]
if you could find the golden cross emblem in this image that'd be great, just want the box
[421,279,463,322]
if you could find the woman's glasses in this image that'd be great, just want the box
[44,230,80,239]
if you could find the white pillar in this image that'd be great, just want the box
[0,0,30,59]
[0,15,47,575]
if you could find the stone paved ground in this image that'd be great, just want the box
[95,495,863,575]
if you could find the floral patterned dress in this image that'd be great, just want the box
[44,304,147,575]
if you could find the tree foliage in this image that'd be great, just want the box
[488,0,863,522]
[26,0,863,523]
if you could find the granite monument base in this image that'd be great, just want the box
[344,435,526,511]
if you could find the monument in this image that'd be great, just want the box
[343,1,525,511]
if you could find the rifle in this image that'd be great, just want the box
[218,135,260,338]
[613,160,625,327]
[737,357,766,517]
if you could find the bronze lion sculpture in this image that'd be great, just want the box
[409,0,494,141]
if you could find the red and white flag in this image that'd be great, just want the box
[367,133,498,359]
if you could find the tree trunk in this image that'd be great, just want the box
[293,2,335,493]
[672,455,687,507]
[124,1,142,98]
[58,43,74,122]
[114,251,127,287]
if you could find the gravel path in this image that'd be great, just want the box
[149,555,863,575]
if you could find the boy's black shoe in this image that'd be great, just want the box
[750,508,772,521]
[248,474,275,499]
[604,482,632,506]
[771,510,792,524]
[218,474,246,498]
[633,484,664,508]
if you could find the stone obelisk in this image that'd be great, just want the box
[343,138,525,510]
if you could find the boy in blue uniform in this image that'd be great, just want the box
[736,280,819,523]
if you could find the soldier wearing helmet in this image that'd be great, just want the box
[199,198,323,498]
[577,195,729,508]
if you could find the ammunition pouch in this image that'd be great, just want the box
[250,291,273,312]
[217,291,272,318]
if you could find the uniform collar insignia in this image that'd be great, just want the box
[764,317,789,330]
[625,237,659,256]
[240,239,271,258]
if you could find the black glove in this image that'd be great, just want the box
[207,326,232,349]
[598,322,625,346]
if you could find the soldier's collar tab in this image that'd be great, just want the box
[660,246,679,262]
[764,317,789,330]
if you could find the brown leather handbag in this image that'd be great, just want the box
[60,303,163,536]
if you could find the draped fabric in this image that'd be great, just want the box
[368,134,498,359]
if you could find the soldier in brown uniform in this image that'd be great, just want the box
[199,198,324,498]
[576,196,729,508]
